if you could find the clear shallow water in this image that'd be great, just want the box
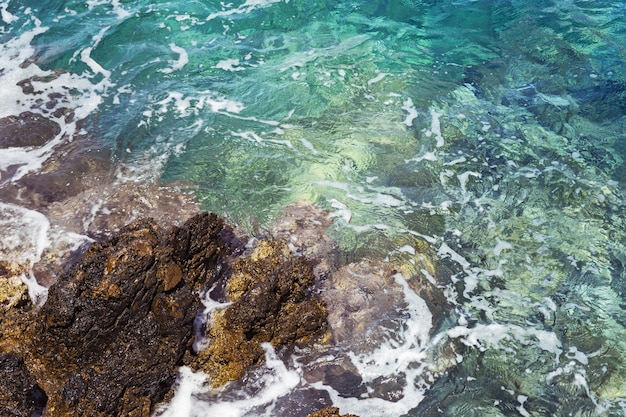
[2,0,626,416]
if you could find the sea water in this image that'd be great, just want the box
[1,0,626,416]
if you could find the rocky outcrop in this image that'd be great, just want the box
[1,212,231,416]
[188,240,328,387]
[0,111,61,148]
[0,199,450,416]
[0,209,333,415]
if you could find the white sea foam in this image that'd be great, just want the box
[86,0,131,18]
[214,58,245,71]
[193,288,232,354]
[444,156,466,166]
[397,244,416,255]
[0,203,50,267]
[314,272,433,416]
[156,367,208,417]
[80,27,113,78]
[327,198,352,223]
[316,180,406,211]
[406,151,438,163]
[231,130,264,144]
[367,72,387,85]
[0,16,113,183]
[1,0,18,23]
[0,203,51,304]
[456,170,481,195]
[424,109,444,148]
[402,97,418,127]
[206,0,284,21]
[438,242,471,270]
[156,344,301,417]
[516,395,531,417]
[0,23,49,119]
[153,91,244,120]
[160,43,189,73]
[446,323,562,361]
[371,193,404,207]
[493,237,512,255]
[298,137,319,155]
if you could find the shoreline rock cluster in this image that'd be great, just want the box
[0,211,336,416]
[0,194,457,416]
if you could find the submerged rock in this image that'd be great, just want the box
[271,200,337,279]
[0,111,61,148]
[46,181,203,241]
[189,240,328,387]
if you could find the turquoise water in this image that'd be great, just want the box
[2,0,626,415]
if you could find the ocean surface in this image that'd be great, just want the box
[2,0,626,415]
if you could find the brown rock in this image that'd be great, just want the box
[0,264,31,312]
[3,212,231,417]
[189,240,328,387]
[0,111,61,148]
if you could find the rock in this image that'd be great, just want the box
[271,200,337,279]
[45,181,202,240]
[305,360,366,398]
[0,198,450,415]
[19,212,229,416]
[0,354,47,417]
[306,406,360,417]
[321,260,409,349]
[189,240,328,387]
[0,111,61,148]
[0,264,31,312]
[2,135,111,208]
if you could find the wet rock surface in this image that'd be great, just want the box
[0,111,61,148]
[188,239,328,387]
[0,212,231,416]
[0,353,47,417]
[0,196,448,416]
[0,107,204,291]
